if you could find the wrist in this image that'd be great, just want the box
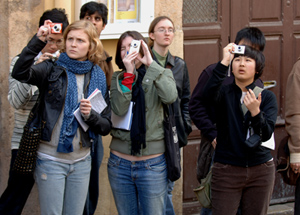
[251,109,260,117]
[147,59,153,67]
[221,59,229,66]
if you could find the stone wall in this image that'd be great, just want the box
[0,1,44,214]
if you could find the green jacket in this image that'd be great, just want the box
[110,61,178,156]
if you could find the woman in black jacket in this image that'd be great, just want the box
[203,44,277,215]
[12,20,111,215]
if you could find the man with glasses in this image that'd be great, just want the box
[0,8,68,215]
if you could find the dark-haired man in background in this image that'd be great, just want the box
[80,2,114,214]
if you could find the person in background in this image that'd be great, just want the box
[79,2,114,214]
[285,56,300,215]
[189,27,266,215]
[148,16,192,215]
[202,44,277,214]
[80,1,113,89]
[0,8,68,215]
[108,30,177,215]
[12,20,111,215]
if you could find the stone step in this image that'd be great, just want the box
[182,202,295,215]
[267,203,294,215]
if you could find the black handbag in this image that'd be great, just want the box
[13,91,45,174]
[163,103,181,182]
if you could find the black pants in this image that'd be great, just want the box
[295,177,300,215]
[0,149,35,215]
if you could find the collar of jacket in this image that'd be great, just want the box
[150,47,175,68]
[232,80,258,92]
[165,51,175,68]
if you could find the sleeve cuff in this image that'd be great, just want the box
[290,153,300,163]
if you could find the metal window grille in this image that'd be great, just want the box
[183,0,218,24]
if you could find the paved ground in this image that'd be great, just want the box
[183,202,295,215]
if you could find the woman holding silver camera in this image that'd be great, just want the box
[12,20,111,214]
[108,31,177,215]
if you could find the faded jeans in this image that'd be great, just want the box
[34,156,91,215]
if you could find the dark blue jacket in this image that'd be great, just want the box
[189,62,264,142]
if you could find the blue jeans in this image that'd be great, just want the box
[165,180,175,215]
[34,156,91,215]
[107,152,168,215]
[83,136,104,215]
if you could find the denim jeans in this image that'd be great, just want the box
[165,180,175,215]
[107,152,168,215]
[211,161,275,215]
[0,149,35,215]
[83,136,104,215]
[34,156,91,215]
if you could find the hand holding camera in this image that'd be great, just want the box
[50,23,62,34]
[37,20,62,42]
[232,45,245,54]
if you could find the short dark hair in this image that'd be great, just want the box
[233,46,265,80]
[115,31,146,70]
[80,2,108,25]
[234,27,266,52]
[39,8,69,32]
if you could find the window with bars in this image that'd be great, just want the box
[183,0,218,24]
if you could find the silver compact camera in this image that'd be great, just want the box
[232,45,245,54]
[128,40,141,55]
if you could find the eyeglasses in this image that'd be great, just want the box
[47,39,63,46]
[154,28,175,34]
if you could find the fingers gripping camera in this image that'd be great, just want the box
[50,23,62,34]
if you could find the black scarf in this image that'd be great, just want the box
[130,65,146,155]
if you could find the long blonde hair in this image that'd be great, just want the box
[61,20,103,64]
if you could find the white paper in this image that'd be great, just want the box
[74,88,107,132]
[111,102,133,130]
[261,133,275,150]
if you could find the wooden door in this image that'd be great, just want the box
[183,0,300,205]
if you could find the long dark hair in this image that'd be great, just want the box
[115,31,146,70]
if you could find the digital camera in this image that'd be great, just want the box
[232,45,245,54]
[50,23,62,34]
[128,40,141,55]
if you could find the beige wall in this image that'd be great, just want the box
[0,1,184,214]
